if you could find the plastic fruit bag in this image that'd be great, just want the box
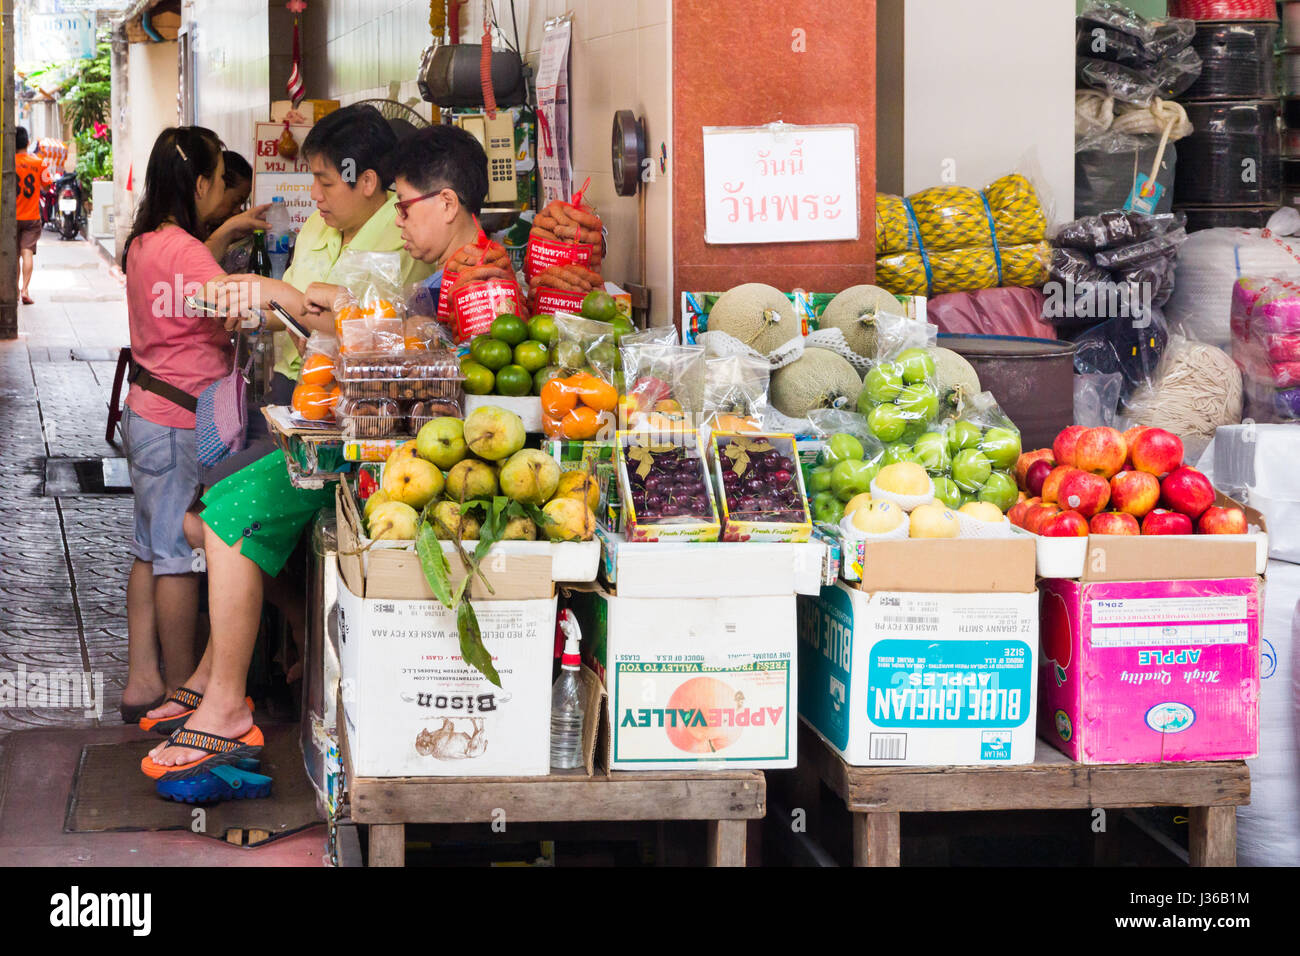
[447,230,524,342]
[529,263,605,316]
[554,312,619,384]
[621,343,705,428]
[540,373,618,441]
[857,314,943,446]
[527,177,604,281]
[621,324,680,348]
[941,390,1022,512]
[700,354,770,433]
[803,408,887,519]
[332,250,408,354]
[298,332,339,390]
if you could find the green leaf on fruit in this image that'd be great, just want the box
[416,521,454,608]
[457,600,500,687]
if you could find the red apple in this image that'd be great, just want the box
[1130,428,1184,477]
[1041,466,1081,505]
[1042,510,1090,537]
[1008,497,1038,527]
[1123,426,1149,458]
[1014,449,1055,490]
[1052,426,1088,468]
[1058,471,1111,518]
[1090,512,1140,535]
[1197,506,1248,535]
[1023,503,1062,535]
[1160,466,1216,519]
[1142,508,1194,535]
[1074,427,1128,479]
[1025,459,1054,498]
[1109,470,1160,518]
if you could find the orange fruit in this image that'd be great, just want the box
[301,353,336,387]
[362,298,398,319]
[560,405,600,440]
[404,335,428,351]
[292,383,334,421]
[328,385,341,408]
[569,373,618,412]
[542,414,565,440]
[541,378,578,419]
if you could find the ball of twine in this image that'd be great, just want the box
[1125,341,1243,444]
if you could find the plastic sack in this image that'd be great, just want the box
[1077,1,1188,48]
[940,390,1022,510]
[1074,134,1177,218]
[853,315,942,446]
[621,325,679,348]
[1120,334,1243,458]
[620,343,706,429]
[1166,212,1300,349]
[539,372,618,441]
[1073,336,1125,427]
[805,408,886,466]
[1077,48,1202,106]
[332,251,408,354]
[438,232,515,319]
[526,177,603,281]
[1076,9,1196,69]
[928,287,1056,338]
[1056,209,1182,252]
[700,354,770,433]
[554,313,619,385]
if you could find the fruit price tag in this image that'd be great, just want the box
[525,236,593,282]
[452,278,524,343]
[533,286,587,315]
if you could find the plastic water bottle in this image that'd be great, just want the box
[266,196,291,279]
[550,612,585,771]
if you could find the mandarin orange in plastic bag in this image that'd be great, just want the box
[300,353,335,387]
[560,405,601,440]
[292,383,334,421]
[569,372,617,412]
[541,378,578,419]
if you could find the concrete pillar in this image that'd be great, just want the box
[2,0,17,338]
[111,25,130,264]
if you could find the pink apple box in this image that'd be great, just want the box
[1039,577,1260,764]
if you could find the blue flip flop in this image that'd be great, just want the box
[155,759,272,804]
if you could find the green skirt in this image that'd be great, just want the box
[201,450,335,577]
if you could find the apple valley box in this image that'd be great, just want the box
[799,537,1040,766]
[567,586,798,771]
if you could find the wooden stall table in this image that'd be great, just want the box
[341,724,766,867]
[797,723,1249,867]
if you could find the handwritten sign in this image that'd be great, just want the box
[252,174,316,231]
[702,124,859,244]
[252,123,315,231]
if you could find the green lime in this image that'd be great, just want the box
[554,340,586,370]
[490,314,528,347]
[496,364,533,397]
[610,315,634,344]
[460,360,494,395]
[470,335,512,372]
[534,365,565,395]
[514,340,550,373]
[580,290,619,322]
[528,314,558,348]
[588,341,618,372]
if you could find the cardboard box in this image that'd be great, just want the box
[1039,576,1261,764]
[338,573,556,777]
[799,582,1040,766]
[710,432,812,543]
[272,99,340,124]
[1025,493,1269,581]
[848,536,1037,594]
[595,528,825,597]
[570,587,798,770]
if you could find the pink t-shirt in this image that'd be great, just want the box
[125,226,229,429]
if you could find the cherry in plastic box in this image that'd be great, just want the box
[616,429,721,543]
[335,348,464,402]
[710,432,812,543]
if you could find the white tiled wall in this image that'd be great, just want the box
[184,0,272,159]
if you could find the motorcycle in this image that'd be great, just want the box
[48,172,83,240]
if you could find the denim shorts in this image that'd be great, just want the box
[123,407,202,576]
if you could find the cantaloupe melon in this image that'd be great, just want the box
[818,285,902,360]
[707,283,802,356]
[931,346,981,413]
[769,348,862,418]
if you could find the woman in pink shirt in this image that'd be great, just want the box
[119,127,265,722]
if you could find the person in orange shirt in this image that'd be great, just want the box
[15,127,51,305]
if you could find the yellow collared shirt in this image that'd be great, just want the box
[273,192,435,379]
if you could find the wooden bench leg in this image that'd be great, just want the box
[852,812,900,867]
[707,819,747,867]
[1188,806,1236,867]
[368,823,406,867]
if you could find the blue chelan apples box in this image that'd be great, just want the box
[799,581,1039,766]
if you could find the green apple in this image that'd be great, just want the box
[861,364,904,405]
[900,419,929,445]
[933,475,963,509]
[895,382,939,422]
[415,417,466,470]
[825,433,865,464]
[831,458,879,503]
[813,492,846,525]
[912,431,951,473]
[979,426,1022,470]
[807,465,834,495]
[951,447,993,493]
[977,471,1019,513]
[867,404,906,443]
[896,347,936,385]
[947,420,982,454]
[882,442,916,466]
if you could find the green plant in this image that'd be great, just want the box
[74,127,112,195]
[61,41,112,135]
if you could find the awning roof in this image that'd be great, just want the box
[120,0,181,44]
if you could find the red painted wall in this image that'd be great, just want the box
[672,0,877,307]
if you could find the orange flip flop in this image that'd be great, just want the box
[139,688,254,735]
[141,725,265,781]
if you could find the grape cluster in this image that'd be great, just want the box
[721,448,805,523]
[627,449,714,521]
